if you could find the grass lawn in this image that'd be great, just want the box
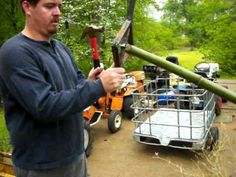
[0,107,11,152]
[166,49,203,71]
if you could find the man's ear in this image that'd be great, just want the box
[22,1,32,16]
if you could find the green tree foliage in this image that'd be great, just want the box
[162,0,236,75]
[162,0,200,48]
[57,0,185,73]
[126,17,188,71]
[0,0,184,74]
[199,0,236,75]
[0,0,24,46]
[56,0,129,75]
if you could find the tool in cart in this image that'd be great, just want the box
[81,25,105,68]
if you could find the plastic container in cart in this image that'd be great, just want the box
[131,78,219,151]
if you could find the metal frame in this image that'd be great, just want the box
[131,77,217,150]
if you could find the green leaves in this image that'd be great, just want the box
[57,0,172,74]
[199,0,236,75]
[162,0,236,75]
[0,0,24,46]
[56,0,127,74]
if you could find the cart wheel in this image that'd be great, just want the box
[205,127,219,151]
[108,110,122,133]
[123,96,134,119]
[83,119,93,157]
[215,96,222,116]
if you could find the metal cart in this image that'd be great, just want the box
[131,78,219,150]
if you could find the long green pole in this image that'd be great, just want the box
[125,44,236,104]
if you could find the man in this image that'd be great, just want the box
[0,0,125,176]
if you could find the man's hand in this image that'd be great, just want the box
[88,63,104,80]
[98,66,126,92]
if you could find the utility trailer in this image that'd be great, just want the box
[131,78,219,150]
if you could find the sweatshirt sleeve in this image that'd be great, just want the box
[8,68,106,123]
[0,40,106,123]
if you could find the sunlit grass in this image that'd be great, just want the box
[166,48,204,71]
[0,108,11,152]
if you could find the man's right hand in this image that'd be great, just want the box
[98,67,126,92]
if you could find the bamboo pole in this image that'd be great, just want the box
[125,44,236,104]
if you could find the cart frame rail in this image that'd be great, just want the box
[131,78,217,150]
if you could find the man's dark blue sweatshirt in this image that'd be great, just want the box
[0,33,106,170]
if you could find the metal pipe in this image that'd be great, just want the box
[125,44,236,104]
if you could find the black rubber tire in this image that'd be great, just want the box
[83,119,93,157]
[108,110,122,133]
[211,127,219,144]
[123,96,134,119]
[215,96,222,116]
[205,127,219,151]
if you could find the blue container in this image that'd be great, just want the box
[157,90,176,105]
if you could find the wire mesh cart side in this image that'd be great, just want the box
[131,78,219,150]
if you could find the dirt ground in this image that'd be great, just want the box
[87,80,236,177]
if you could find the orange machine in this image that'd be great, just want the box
[83,70,145,133]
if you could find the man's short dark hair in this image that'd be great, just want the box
[20,0,40,6]
[20,0,40,13]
